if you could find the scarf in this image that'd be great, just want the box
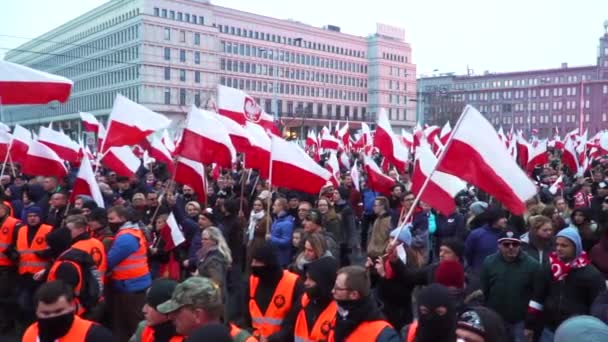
[247,210,265,241]
[549,251,590,281]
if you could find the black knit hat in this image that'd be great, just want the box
[251,242,279,268]
[304,256,339,298]
[440,237,465,262]
[146,278,178,310]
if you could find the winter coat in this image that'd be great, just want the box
[480,251,540,324]
[464,224,501,273]
[270,212,295,267]
[521,233,553,268]
[590,235,608,279]
[367,213,392,258]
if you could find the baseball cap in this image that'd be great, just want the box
[156,277,222,314]
[497,229,521,243]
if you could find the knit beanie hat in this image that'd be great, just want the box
[435,260,465,289]
[555,315,608,342]
[146,278,179,310]
[469,201,488,215]
[390,225,412,246]
[557,227,583,257]
[24,206,42,217]
[440,237,465,262]
[251,242,280,268]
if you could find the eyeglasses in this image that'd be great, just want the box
[500,241,520,248]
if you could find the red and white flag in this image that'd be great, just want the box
[102,146,141,177]
[176,106,236,168]
[374,109,409,171]
[103,94,171,151]
[436,105,536,215]
[0,130,12,161]
[338,123,350,149]
[339,151,351,170]
[10,125,32,164]
[149,136,175,174]
[243,122,271,178]
[165,213,186,247]
[216,85,280,136]
[326,152,341,187]
[439,122,452,146]
[79,112,99,133]
[38,126,80,164]
[306,130,318,148]
[526,139,548,173]
[320,130,340,150]
[70,155,104,208]
[363,156,395,196]
[516,132,529,168]
[561,136,579,174]
[97,123,106,151]
[216,113,252,153]
[270,136,332,194]
[412,140,466,215]
[22,140,68,179]
[424,125,441,148]
[361,122,372,147]
[549,175,564,195]
[175,157,207,200]
[161,129,176,153]
[0,60,72,105]
[351,161,361,193]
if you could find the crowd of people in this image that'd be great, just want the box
[1,147,608,342]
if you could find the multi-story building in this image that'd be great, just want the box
[3,0,416,139]
[417,24,608,137]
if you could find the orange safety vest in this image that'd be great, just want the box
[17,224,53,275]
[46,256,89,316]
[22,315,94,341]
[328,320,392,342]
[294,293,337,342]
[0,216,20,267]
[72,237,107,279]
[249,270,299,338]
[3,201,14,218]
[141,325,184,342]
[229,323,257,342]
[406,320,418,342]
[110,227,149,280]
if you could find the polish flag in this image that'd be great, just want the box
[176,106,236,168]
[549,175,564,195]
[374,109,409,171]
[361,122,372,147]
[174,157,207,200]
[70,155,104,208]
[561,136,579,173]
[102,94,171,151]
[436,105,537,215]
[338,123,350,149]
[216,113,252,153]
[270,136,332,194]
[243,122,271,178]
[38,126,80,164]
[164,213,186,248]
[526,139,548,173]
[363,156,395,196]
[10,125,32,164]
[516,132,529,168]
[161,129,176,153]
[97,123,106,151]
[339,151,351,170]
[320,130,341,150]
[102,146,141,177]
[439,122,452,146]
[424,125,441,147]
[79,112,99,133]
[507,136,518,161]
[0,60,72,105]
[497,126,507,147]
[149,136,175,174]
[401,129,414,151]
[0,130,12,161]
[412,140,466,215]
[326,152,341,187]
[351,161,361,193]
[22,140,68,179]
[306,130,318,148]
[216,85,280,136]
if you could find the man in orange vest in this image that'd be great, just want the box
[293,256,339,342]
[106,205,152,342]
[22,280,113,341]
[88,208,115,253]
[16,206,54,328]
[0,201,22,332]
[329,266,399,342]
[130,278,184,341]
[64,215,107,281]
[243,242,303,341]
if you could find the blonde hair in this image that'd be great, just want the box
[203,226,233,265]
[186,201,201,211]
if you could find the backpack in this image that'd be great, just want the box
[58,249,103,311]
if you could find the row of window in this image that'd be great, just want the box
[154,7,205,26]
[220,58,367,88]
[217,24,365,59]
[220,41,367,74]
[164,67,202,84]
[25,9,140,60]
[163,27,202,46]
[489,113,592,125]
[478,99,590,114]
[50,45,140,80]
[382,52,408,63]
[30,25,140,73]
[219,76,367,102]
[452,73,596,90]
[73,66,139,93]
[162,47,202,64]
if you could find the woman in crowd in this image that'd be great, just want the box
[522,215,555,266]
[185,201,201,221]
[290,232,332,276]
[317,198,341,240]
[149,214,185,281]
[246,198,270,271]
[541,205,568,232]
[195,226,232,291]
[570,208,599,252]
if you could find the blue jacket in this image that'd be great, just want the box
[465,224,501,273]
[270,212,295,267]
[362,189,378,215]
[107,224,152,292]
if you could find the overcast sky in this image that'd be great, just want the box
[1,0,607,76]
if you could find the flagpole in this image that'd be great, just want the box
[1,139,13,177]
[265,137,275,237]
[388,106,470,249]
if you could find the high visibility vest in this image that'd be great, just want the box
[22,315,94,341]
[17,224,53,275]
[110,227,149,280]
[0,216,20,267]
[294,294,337,342]
[141,325,184,342]
[328,320,392,342]
[249,270,299,338]
[47,257,88,316]
[72,237,107,280]
[406,320,418,342]
[229,323,257,342]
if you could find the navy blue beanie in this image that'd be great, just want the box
[24,206,42,217]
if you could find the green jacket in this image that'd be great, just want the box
[480,251,540,323]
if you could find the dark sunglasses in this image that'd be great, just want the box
[501,241,520,248]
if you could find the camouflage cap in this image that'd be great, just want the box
[156,276,222,314]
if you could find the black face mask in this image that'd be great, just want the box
[304,285,321,300]
[38,311,75,341]
[336,298,361,313]
[251,265,270,278]
[108,222,123,233]
[416,284,456,342]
